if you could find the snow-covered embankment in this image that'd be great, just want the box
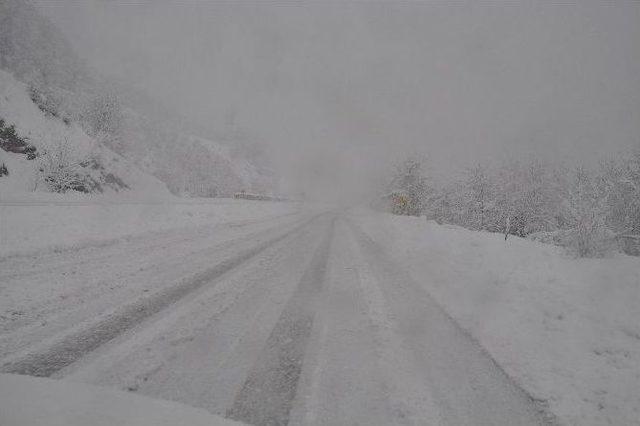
[351,209,640,426]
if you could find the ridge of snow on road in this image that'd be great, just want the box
[0,373,243,426]
[344,219,443,425]
[0,196,304,258]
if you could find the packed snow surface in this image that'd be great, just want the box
[1,204,637,425]
[0,209,547,425]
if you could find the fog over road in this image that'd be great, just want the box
[0,209,552,425]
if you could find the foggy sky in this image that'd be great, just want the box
[36,1,640,200]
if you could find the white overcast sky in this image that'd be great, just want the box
[36,0,640,198]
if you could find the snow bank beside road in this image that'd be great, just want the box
[0,197,300,257]
[0,374,242,426]
[352,209,640,426]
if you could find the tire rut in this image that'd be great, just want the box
[344,217,557,426]
[226,217,335,426]
[0,215,322,378]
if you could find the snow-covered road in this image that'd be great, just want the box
[0,209,552,425]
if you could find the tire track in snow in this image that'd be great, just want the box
[345,217,556,425]
[0,215,323,378]
[0,210,301,279]
[226,217,335,426]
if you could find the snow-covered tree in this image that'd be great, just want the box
[565,166,610,256]
[84,93,122,135]
[388,156,430,216]
[600,147,640,235]
[460,164,494,230]
[379,149,637,257]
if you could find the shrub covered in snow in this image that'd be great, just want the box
[36,137,85,193]
[0,118,37,159]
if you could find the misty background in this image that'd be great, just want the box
[2,4,640,425]
[30,0,640,201]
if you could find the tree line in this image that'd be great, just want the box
[385,149,640,257]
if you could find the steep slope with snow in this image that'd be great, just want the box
[99,95,276,198]
[0,0,276,198]
[0,69,171,198]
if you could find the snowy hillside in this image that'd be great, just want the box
[0,0,276,199]
[186,135,273,195]
[105,104,276,198]
[0,69,171,198]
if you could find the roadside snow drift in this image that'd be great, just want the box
[0,197,301,258]
[0,374,243,426]
[352,209,640,426]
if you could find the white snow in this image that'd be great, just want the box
[351,209,640,426]
[0,196,301,258]
[0,373,243,426]
[188,135,271,194]
[0,68,301,258]
[0,68,171,197]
